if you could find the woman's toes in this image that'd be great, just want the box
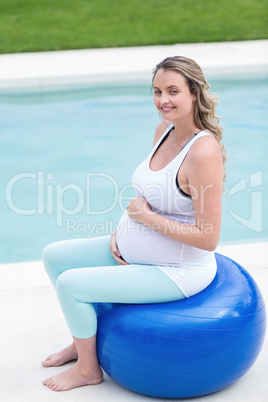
[43,376,53,386]
[48,381,56,390]
[41,355,54,367]
[41,359,50,367]
[54,385,61,392]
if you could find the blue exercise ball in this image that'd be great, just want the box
[95,253,266,398]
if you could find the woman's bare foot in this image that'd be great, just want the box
[42,362,103,391]
[42,343,78,367]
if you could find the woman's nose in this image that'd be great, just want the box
[159,93,169,104]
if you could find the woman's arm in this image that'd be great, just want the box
[127,136,223,252]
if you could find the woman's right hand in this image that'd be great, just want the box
[110,230,129,265]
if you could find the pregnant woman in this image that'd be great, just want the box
[42,56,226,391]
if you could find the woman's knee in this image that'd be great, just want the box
[42,240,71,268]
[42,243,53,264]
[42,241,69,287]
[55,269,75,300]
[42,242,61,270]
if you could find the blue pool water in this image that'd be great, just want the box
[1,77,267,263]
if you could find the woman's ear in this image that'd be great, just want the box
[191,90,197,101]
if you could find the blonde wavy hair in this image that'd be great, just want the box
[152,56,227,182]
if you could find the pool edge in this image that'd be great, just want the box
[0,40,267,91]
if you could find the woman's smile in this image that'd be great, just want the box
[161,106,176,113]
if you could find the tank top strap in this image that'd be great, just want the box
[178,130,213,162]
[148,123,174,159]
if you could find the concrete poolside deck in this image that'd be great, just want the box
[0,39,267,91]
[1,40,267,400]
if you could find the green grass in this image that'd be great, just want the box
[0,0,267,54]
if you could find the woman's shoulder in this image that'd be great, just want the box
[188,132,222,165]
[184,132,223,188]
[152,120,173,147]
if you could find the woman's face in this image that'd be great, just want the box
[153,69,196,124]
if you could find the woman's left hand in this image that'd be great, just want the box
[127,196,152,224]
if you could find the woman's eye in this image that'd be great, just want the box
[170,90,178,94]
[154,91,161,95]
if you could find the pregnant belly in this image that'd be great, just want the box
[116,210,185,265]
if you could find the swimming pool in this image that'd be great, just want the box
[1,76,267,263]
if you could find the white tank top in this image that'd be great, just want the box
[116,124,217,297]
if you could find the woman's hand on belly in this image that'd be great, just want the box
[110,230,129,265]
[127,196,152,224]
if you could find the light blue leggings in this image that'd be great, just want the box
[42,235,186,339]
